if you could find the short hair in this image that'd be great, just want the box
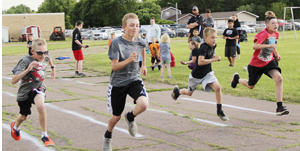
[111,33,115,35]
[151,17,155,20]
[228,19,234,23]
[32,38,47,50]
[122,13,139,26]
[28,33,33,36]
[232,14,238,18]
[265,16,277,24]
[203,27,216,38]
[206,9,211,13]
[265,11,276,17]
[193,28,199,32]
[160,33,170,43]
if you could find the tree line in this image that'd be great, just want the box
[3,0,300,29]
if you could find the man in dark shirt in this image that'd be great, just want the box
[172,27,229,121]
[187,6,203,43]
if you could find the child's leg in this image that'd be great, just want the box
[107,115,122,132]
[167,63,171,77]
[238,78,255,89]
[75,61,79,71]
[161,63,165,77]
[179,89,193,96]
[34,94,47,132]
[227,57,231,65]
[78,60,83,73]
[208,82,222,104]
[132,96,149,116]
[15,114,28,128]
[268,69,283,102]
[231,57,236,66]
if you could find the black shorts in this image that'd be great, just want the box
[248,60,281,86]
[225,46,237,57]
[18,87,46,116]
[151,57,161,64]
[107,81,148,116]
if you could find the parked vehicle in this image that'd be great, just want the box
[139,28,147,38]
[241,25,256,33]
[161,27,175,38]
[65,29,73,37]
[113,30,124,38]
[89,30,103,40]
[277,19,292,31]
[216,26,227,35]
[240,21,255,27]
[169,24,180,30]
[99,28,114,39]
[253,24,266,32]
[175,28,189,37]
[81,31,92,40]
[287,21,300,30]
[50,26,65,41]
[98,30,109,40]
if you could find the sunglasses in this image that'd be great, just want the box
[33,50,49,55]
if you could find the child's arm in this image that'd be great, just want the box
[228,35,239,40]
[141,48,147,76]
[11,61,38,85]
[49,58,56,82]
[111,52,138,71]
[198,55,220,66]
[27,44,31,48]
[223,35,227,39]
[253,42,276,50]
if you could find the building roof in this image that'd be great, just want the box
[161,7,182,19]
[2,13,65,16]
[200,10,259,20]
[167,13,193,21]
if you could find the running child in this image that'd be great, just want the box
[231,16,289,116]
[103,13,149,151]
[180,41,200,70]
[159,33,172,78]
[149,37,161,71]
[223,19,239,67]
[10,38,56,147]
[172,27,229,121]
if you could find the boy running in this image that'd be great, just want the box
[103,13,149,151]
[172,27,229,121]
[10,38,56,146]
[231,16,289,116]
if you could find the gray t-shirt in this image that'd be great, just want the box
[108,36,146,87]
[190,36,202,43]
[12,55,50,101]
[160,43,171,61]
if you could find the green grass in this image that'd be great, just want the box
[2,37,108,56]
[83,31,300,103]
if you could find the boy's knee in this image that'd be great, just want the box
[21,115,28,121]
[36,104,46,112]
[187,92,193,96]
[137,97,149,111]
[214,85,222,92]
[249,85,255,89]
[275,75,283,83]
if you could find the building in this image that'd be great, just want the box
[161,7,193,24]
[200,10,259,28]
[2,26,9,43]
[2,13,65,42]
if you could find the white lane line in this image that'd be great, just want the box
[2,91,17,97]
[59,78,97,86]
[2,124,56,151]
[126,103,229,127]
[181,98,275,115]
[45,104,143,138]
[2,76,12,80]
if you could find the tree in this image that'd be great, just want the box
[270,2,290,19]
[38,0,77,29]
[3,4,32,14]
[135,1,161,25]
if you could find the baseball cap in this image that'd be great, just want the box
[192,6,198,11]
[76,20,83,25]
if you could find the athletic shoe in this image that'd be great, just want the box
[243,66,248,71]
[217,111,229,121]
[231,73,240,88]
[78,73,86,76]
[124,113,138,137]
[276,106,289,116]
[103,136,112,151]
[75,71,79,75]
[169,76,173,79]
[41,136,54,147]
[160,76,163,78]
[229,64,233,67]
[171,86,180,100]
[10,121,20,141]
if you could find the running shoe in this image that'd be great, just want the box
[78,73,86,76]
[217,111,229,121]
[41,136,54,147]
[103,136,112,151]
[124,112,138,137]
[276,106,289,116]
[231,73,240,88]
[75,71,79,75]
[10,121,20,141]
[171,86,180,100]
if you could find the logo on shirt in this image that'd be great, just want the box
[226,30,233,35]
[259,36,276,62]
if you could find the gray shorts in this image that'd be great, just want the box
[188,71,218,93]
[161,60,171,64]
[225,46,237,57]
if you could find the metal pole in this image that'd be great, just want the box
[282,7,286,40]
[176,3,178,37]
[291,8,298,40]
[23,4,26,13]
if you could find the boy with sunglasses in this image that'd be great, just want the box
[10,38,56,147]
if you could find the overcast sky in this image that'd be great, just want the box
[2,0,44,11]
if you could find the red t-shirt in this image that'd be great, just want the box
[249,28,279,67]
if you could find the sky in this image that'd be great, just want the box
[2,0,45,11]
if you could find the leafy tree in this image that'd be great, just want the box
[3,4,32,14]
[135,1,161,25]
[38,0,77,29]
[270,2,290,19]
[157,19,175,24]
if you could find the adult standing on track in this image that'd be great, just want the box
[187,6,203,43]
[232,14,241,59]
[72,20,88,76]
[146,17,161,45]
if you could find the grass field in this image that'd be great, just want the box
[83,31,300,104]
[2,31,300,103]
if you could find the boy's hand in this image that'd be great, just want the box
[129,52,138,63]
[269,43,277,49]
[180,60,187,65]
[27,61,39,71]
[141,66,147,76]
[214,55,221,61]
[276,55,282,61]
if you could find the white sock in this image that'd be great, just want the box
[13,125,20,131]
[42,131,48,138]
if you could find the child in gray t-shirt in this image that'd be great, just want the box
[159,33,172,79]
[189,28,202,43]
